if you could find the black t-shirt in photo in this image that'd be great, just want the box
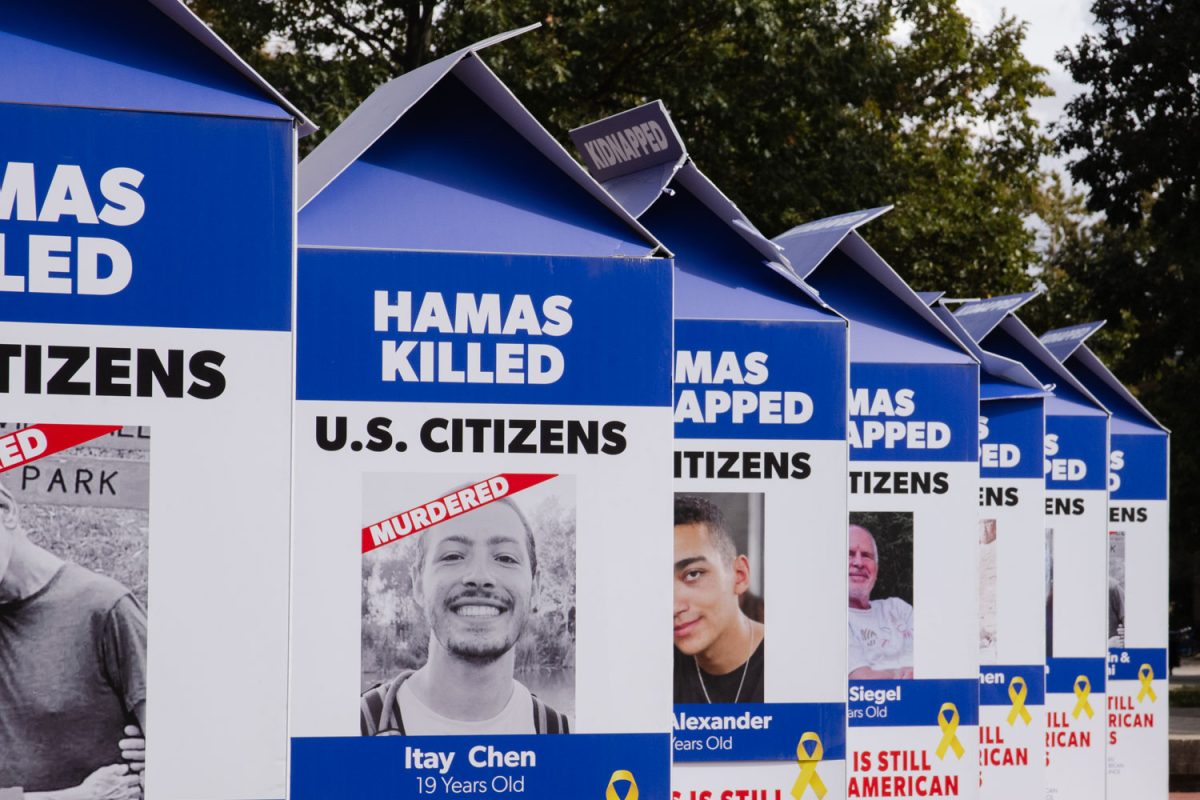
[673,639,765,704]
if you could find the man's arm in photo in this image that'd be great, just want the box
[4,763,142,800]
[99,595,148,734]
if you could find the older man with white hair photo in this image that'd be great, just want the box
[847,523,914,679]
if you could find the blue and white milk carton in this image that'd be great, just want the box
[1042,321,1169,800]
[0,3,310,797]
[955,294,1111,800]
[288,28,673,800]
[0,3,314,796]
[776,211,982,800]
[929,295,1050,798]
[573,101,850,800]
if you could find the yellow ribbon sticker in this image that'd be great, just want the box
[791,732,828,800]
[1137,664,1157,703]
[1007,676,1032,726]
[605,770,638,800]
[935,702,964,760]
[1072,675,1094,719]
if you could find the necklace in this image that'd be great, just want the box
[694,623,757,704]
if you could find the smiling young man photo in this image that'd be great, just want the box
[360,494,569,735]
[672,494,764,705]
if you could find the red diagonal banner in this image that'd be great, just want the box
[362,473,557,555]
[0,424,123,475]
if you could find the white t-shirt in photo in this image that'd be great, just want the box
[397,678,537,735]
[848,597,914,673]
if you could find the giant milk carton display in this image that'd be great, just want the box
[954,295,1110,800]
[1042,322,1169,799]
[287,29,674,799]
[775,211,982,800]
[930,296,1050,797]
[0,2,312,798]
[572,102,850,800]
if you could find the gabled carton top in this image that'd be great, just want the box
[953,291,1039,342]
[772,211,977,364]
[298,27,663,259]
[570,101,836,323]
[925,296,1047,402]
[0,0,314,134]
[1042,323,1168,436]
[954,296,1108,419]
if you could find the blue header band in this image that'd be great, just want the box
[673,319,846,441]
[848,363,978,462]
[296,248,672,406]
[979,665,1045,707]
[1046,657,1106,694]
[291,733,667,800]
[1108,648,1167,681]
[1044,415,1107,491]
[672,702,846,762]
[979,398,1043,479]
[0,104,292,332]
[848,679,979,728]
[1110,433,1168,501]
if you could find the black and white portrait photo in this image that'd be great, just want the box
[0,424,149,800]
[360,472,576,736]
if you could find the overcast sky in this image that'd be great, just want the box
[958,0,1097,143]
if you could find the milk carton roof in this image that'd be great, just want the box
[1042,323,1168,435]
[953,291,1041,341]
[571,101,834,317]
[1040,321,1107,362]
[645,169,837,322]
[772,213,977,364]
[977,315,1109,418]
[930,303,1046,400]
[297,26,662,257]
[0,0,314,134]
[771,207,892,280]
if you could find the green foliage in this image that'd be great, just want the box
[849,511,913,606]
[439,0,1052,294]
[1054,0,1199,622]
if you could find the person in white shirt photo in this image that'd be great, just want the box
[847,524,914,679]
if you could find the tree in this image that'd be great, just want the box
[1055,0,1200,623]
[439,0,1052,294]
[191,0,1052,296]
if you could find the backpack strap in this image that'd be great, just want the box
[530,695,570,734]
[360,670,413,736]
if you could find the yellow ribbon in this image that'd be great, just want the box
[1007,676,1032,726]
[790,732,828,800]
[1072,675,1094,719]
[1137,664,1157,703]
[605,770,638,800]
[934,702,964,760]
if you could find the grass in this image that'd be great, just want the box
[23,504,149,609]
